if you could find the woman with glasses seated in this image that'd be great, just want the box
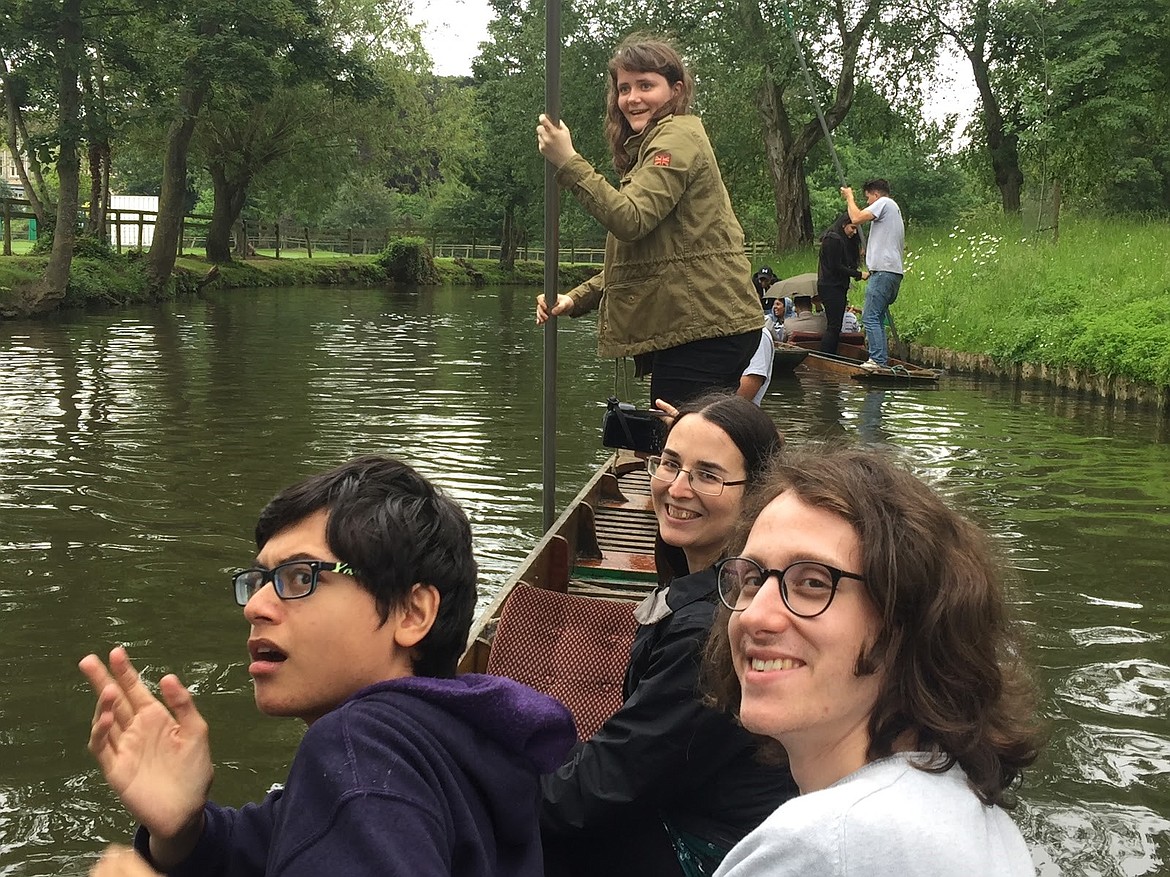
[704,446,1043,877]
[541,393,797,877]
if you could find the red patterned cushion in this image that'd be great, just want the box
[487,584,638,741]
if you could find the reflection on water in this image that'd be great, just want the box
[1,286,1169,875]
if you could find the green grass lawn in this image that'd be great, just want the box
[748,214,1170,385]
[4,239,35,254]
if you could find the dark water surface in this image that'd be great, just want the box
[1,284,1167,876]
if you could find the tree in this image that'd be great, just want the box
[920,0,1040,213]
[1043,0,1170,212]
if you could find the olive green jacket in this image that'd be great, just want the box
[556,114,763,359]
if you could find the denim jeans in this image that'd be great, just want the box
[862,271,903,364]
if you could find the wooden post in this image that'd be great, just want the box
[178,216,185,256]
[3,199,11,256]
[275,221,281,259]
[137,212,145,250]
[305,227,313,258]
[348,227,354,256]
[114,211,122,254]
[471,232,476,260]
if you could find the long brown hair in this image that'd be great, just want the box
[605,34,695,174]
[702,445,1044,806]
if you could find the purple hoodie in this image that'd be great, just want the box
[135,674,576,877]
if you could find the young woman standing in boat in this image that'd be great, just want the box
[704,447,1043,877]
[534,35,763,406]
[541,393,797,877]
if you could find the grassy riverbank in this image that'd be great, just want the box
[760,214,1170,386]
[0,251,601,316]
[4,215,1167,386]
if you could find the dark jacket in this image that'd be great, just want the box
[135,675,576,877]
[817,225,862,288]
[556,115,763,359]
[541,570,797,874]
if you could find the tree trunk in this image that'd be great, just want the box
[0,52,48,224]
[40,0,84,312]
[969,58,1023,213]
[83,56,110,239]
[499,204,519,270]
[205,163,250,262]
[964,0,1024,214]
[146,83,208,292]
[86,142,111,238]
[757,77,814,252]
[743,0,878,251]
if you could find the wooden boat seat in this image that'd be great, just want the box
[787,330,866,345]
[786,330,823,342]
[486,583,637,741]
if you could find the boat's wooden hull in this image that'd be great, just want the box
[790,340,941,384]
[460,454,659,674]
[772,341,810,374]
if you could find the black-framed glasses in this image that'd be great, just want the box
[231,560,355,607]
[715,556,866,617]
[646,456,747,497]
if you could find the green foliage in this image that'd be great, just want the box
[72,233,114,259]
[1044,0,1170,213]
[893,213,1170,384]
[376,236,440,283]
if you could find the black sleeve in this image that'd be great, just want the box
[540,613,721,835]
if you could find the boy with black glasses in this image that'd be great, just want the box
[81,456,575,877]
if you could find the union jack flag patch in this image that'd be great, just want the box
[653,153,672,166]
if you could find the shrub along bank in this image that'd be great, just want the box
[0,249,601,317]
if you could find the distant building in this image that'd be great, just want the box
[108,194,159,247]
[1,144,23,195]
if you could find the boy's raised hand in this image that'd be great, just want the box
[79,647,213,864]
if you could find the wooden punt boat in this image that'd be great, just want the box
[459,453,660,738]
[788,336,941,384]
[772,341,810,374]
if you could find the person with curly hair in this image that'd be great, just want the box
[704,446,1044,876]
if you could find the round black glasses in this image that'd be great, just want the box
[231,560,355,607]
[715,556,866,618]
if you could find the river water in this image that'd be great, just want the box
[0,284,1167,876]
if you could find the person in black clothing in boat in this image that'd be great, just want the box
[541,393,798,877]
[817,212,867,356]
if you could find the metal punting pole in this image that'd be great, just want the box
[541,0,562,531]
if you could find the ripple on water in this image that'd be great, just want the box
[1058,660,1170,719]
[1061,723,1170,790]
[1019,798,1170,877]
[1070,627,1161,647]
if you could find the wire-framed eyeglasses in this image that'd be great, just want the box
[646,455,748,497]
[231,560,355,607]
[715,556,866,617]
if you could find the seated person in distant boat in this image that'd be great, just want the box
[737,329,775,406]
[842,306,861,334]
[81,456,575,877]
[780,293,827,338]
[704,446,1043,877]
[765,297,794,342]
[541,393,798,877]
